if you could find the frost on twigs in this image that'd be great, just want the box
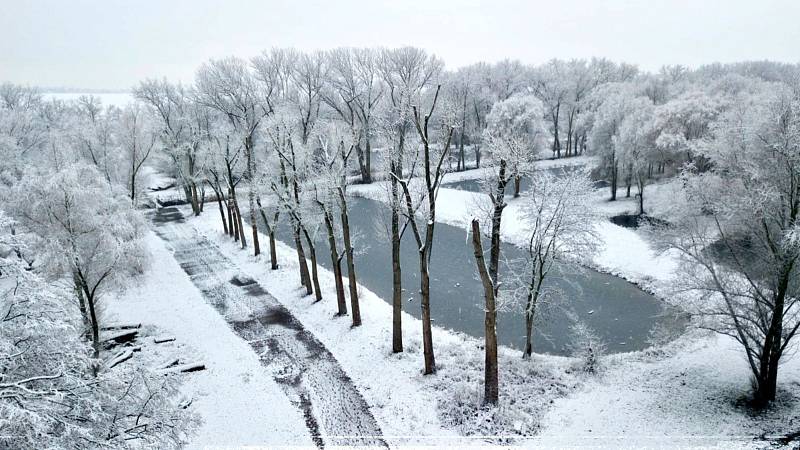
[568,321,607,374]
[0,238,197,449]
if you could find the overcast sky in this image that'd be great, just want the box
[1,0,798,90]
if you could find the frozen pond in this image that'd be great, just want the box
[264,195,682,355]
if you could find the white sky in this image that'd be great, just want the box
[1,0,798,90]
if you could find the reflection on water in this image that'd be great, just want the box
[265,195,681,355]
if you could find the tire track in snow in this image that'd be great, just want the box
[151,207,386,448]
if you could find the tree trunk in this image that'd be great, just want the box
[322,208,347,315]
[268,231,278,270]
[216,189,228,234]
[637,180,645,215]
[231,200,240,241]
[471,219,499,405]
[226,194,235,237]
[294,225,312,295]
[552,105,561,158]
[73,272,91,341]
[364,133,372,184]
[190,182,200,216]
[355,142,370,184]
[390,160,403,353]
[753,266,790,406]
[338,191,361,327]
[523,263,544,359]
[258,206,279,271]
[419,250,435,374]
[249,189,260,256]
[513,174,521,199]
[234,197,246,248]
[77,278,101,374]
[523,290,538,358]
[302,229,322,302]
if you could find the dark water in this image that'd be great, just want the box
[264,195,680,356]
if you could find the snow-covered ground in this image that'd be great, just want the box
[188,205,586,445]
[106,232,314,448]
[347,157,800,446]
[105,163,800,447]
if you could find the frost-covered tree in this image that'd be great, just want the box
[587,84,651,200]
[378,47,443,354]
[393,84,457,374]
[514,169,598,358]
[11,163,147,362]
[323,47,383,183]
[312,121,362,323]
[470,95,545,403]
[0,212,193,448]
[116,104,157,204]
[651,90,722,172]
[663,87,800,407]
[196,57,268,255]
[483,95,546,198]
[263,107,318,298]
[134,79,210,215]
[616,100,657,214]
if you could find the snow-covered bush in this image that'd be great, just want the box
[569,322,607,374]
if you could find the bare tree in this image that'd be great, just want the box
[116,104,156,205]
[470,218,499,405]
[379,47,442,353]
[196,57,269,255]
[393,84,456,374]
[514,169,598,358]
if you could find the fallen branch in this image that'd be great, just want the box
[106,350,133,369]
[153,335,176,344]
[101,329,138,344]
[153,357,179,370]
[156,362,205,375]
[101,323,141,331]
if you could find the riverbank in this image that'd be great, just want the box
[188,203,591,443]
[132,162,799,446]
[346,158,800,446]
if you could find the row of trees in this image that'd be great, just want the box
[126,48,637,378]
[130,51,800,409]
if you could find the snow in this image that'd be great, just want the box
[188,204,588,444]
[110,166,800,447]
[534,331,800,448]
[106,231,314,448]
[349,157,800,446]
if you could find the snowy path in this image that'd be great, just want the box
[151,207,387,448]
